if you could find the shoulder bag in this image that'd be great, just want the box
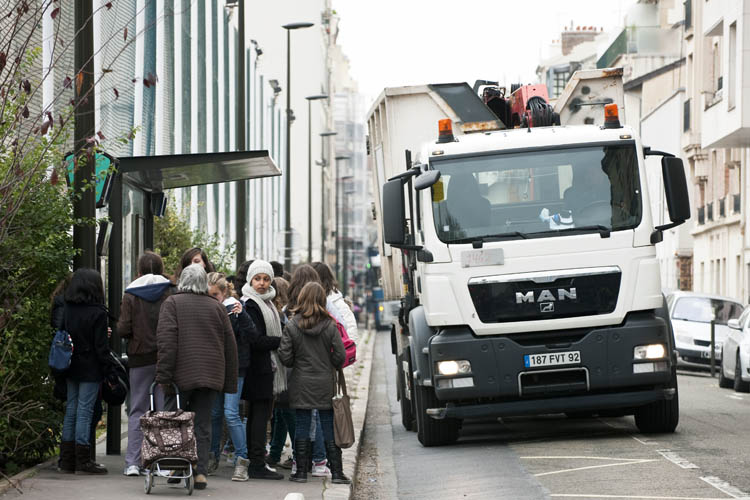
[332,368,355,448]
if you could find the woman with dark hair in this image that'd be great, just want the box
[176,247,216,278]
[235,259,254,293]
[311,261,358,343]
[278,282,349,484]
[59,268,111,475]
[118,251,175,476]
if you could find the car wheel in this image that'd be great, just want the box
[634,369,679,434]
[733,352,750,393]
[719,349,733,388]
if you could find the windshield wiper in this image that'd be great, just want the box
[449,232,529,246]
[555,225,611,238]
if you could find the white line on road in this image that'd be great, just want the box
[550,495,729,499]
[522,457,656,477]
[631,434,659,446]
[700,476,750,499]
[521,456,654,461]
[728,394,743,401]
[656,450,700,469]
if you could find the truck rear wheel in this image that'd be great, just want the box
[415,384,460,446]
[397,351,415,431]
[634,371,679,434]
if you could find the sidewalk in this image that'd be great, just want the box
[0,327,375,500]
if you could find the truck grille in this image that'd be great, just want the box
[468,267,621,323]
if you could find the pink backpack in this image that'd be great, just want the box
[333,318,357,368]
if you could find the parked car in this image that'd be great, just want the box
[719,307,750,392]
[666,291,744,370]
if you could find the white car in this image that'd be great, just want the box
[667,291,744,370]
[719,307,750,392]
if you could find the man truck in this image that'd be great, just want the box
[367,69,690,446]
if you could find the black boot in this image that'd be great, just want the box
[289,440,310,483]
[57,441,75,474]
[324,441,350,484]
[74,444,107,475]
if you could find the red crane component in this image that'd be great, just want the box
[509,84,559,128]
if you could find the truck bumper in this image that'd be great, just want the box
[428,311,674,414]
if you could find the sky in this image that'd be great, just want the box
[332,0,638,108]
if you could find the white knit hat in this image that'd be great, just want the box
[247,259,274,283]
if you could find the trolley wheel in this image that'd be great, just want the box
[144,471,153,494]
[185,474,194,495]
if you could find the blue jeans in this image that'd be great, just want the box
[295,409,334,448]
[62,380,101,445]
[210,376,247,460]
[310,410,326,462]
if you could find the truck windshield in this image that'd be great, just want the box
[430,143,642,242]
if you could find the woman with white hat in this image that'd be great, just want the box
[239,260,286,480]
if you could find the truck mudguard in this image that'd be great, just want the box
[408,306,435,386]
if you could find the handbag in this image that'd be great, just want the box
[332,368,355,449]
[48,328,73,375]
[101,351,129,405]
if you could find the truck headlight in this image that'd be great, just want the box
[436,360,471,376]
[633,344,666,360]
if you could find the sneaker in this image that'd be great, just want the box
[248,463,283,480]
[311,459,331,478]
[194,473,207,490]
[278,457,294,470]
[231,457,249,482]
[207,453,218,475]
[123,465,140,476]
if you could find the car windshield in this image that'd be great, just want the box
[430,144,642,243]
[672,297,744,325]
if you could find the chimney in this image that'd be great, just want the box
[561,24,601,56]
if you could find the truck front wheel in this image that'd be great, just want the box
[397,350,415,431]
[415,384,460,446]
[634,371,679,434]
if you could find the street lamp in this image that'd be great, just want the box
[282,21,314,269]
[306,94,328,263]
[334,155,350,285]
[319,131,337,263]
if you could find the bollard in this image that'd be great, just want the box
[710,319,716,377]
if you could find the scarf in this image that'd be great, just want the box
[241,283,286,396]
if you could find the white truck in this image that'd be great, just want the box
[367,69,690,446]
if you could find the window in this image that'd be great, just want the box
[553,69,570,98]
[728,22,736,108]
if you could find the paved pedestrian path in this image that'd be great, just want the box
[0,327,375,500]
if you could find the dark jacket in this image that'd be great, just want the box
[51,295,65,330]
[240,299,281,401]
[64,302,112,383]
[156,291,238,394]
[224,297,252,376]
[117,275,174,368]
[278,316,345,410]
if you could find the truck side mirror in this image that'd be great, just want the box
[661,156,690,224]
[383,179,406,245]
[414,170,441,191]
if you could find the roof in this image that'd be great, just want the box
[118,150,281,192]
[536,36,606,74]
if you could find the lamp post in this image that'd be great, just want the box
[334,155,350,285]
[341,175,354,298]
[319,131,337,263]
[282,21,314,269]
[306,94,328,263]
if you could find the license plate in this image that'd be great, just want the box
[524,351,581,368]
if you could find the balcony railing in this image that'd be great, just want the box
[698,205,705,224]
[597,27,682,69]
[719,197,726,218]
[734,193,741,213]
[707,202,714,221]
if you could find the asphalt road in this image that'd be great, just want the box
[354,330,750,500]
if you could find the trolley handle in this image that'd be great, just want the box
[149,381,182,411]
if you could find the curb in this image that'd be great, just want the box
[322,325,376,500]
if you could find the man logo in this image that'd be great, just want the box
[540,302,555,313]
[516,288,577,304]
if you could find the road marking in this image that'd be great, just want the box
[520,456,656,477]
[656,450,700,469]
[700,476,750,499]
[550,495,729,499]
[728,394,743,401]
[631,434,659,446]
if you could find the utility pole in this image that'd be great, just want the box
[235,0,247,271]
[73,1,96,271]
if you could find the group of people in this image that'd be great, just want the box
[52,246,359,491]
